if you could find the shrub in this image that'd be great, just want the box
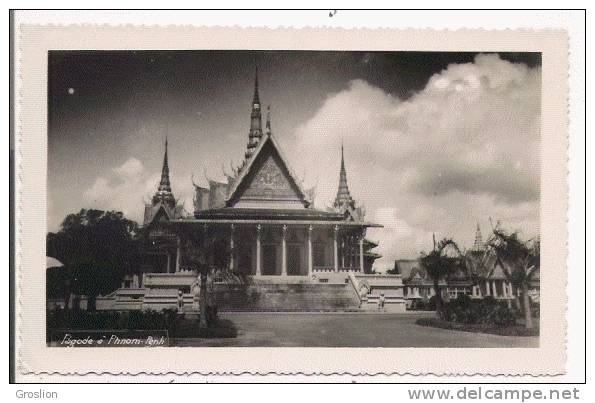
[438,295,517,327]
[407,296,437,311]
[206,305,218,325]
[47,309,179,334]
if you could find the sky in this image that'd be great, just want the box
[48,50,541,269]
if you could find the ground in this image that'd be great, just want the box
[170,312,539,347]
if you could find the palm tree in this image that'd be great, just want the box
[487,229,540,329]
[420,236,462,313]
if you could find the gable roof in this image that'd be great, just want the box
[225,132,310,207]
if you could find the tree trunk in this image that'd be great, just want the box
[433,279,442,314]
[199,269,208,328]
[522,282,533,329]
[63,291,72,312]
[514,288,521,311]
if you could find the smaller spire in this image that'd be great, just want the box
[153,137,176,208]
[472,223,484,251]
[333,142,355,210]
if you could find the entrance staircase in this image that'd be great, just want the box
[211,283,360,312]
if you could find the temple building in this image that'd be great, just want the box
[394,224,540,309]
[177,68,381,280]
[95,68,406,312]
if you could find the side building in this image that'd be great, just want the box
[393,225,540,309]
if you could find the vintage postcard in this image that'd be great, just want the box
[14,23,568,380]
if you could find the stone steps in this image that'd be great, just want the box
[211,283,360,311]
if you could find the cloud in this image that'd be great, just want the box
[293,54,541,268]
[82,157,194,224]
[113,157,143,178]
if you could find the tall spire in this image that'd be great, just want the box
[472,223,484,251]
[246,64,263,159]
[252,64,260,105]
[333,142,355,209]
[153,137,176,207]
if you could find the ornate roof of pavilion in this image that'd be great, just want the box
[224,126,311,209]
[144,139,184,226]
[194,207,344,221]
[181,66,380,230]
[471,223,484,251]
[153,138,175,208]
[334,143,356,209]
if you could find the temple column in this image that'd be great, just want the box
[175,237,181,273]
[341,239,345,269]
[256,225,262,276]
[485,280,490,296]
[307,225,313,277]
[492,281,498,297]
[167,253,171,273]
[281,225,287,276]
[359,235,364,272]
[333,225,339,272]
[229,224,235,272]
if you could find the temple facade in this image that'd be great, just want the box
[95,69,403,312]
[180,69,381,280]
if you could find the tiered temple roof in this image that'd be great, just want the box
[144,139,184,226]
[472,223,484,251]
[334,144,356,210]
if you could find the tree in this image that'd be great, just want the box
[46,209,139,311]
[178,224,231,328]
[487,229,540,329]
[420,237,462,313]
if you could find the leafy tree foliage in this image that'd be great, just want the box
[487,229,540,329]
[420,238,462,313]
[46,209,139,311]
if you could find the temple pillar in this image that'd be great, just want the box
[281,225,287,276]
[307,225,313,277]
[256,224,262,276]
[492,280,498,297]
[175,237,181,273]
[359,236,364,272]
[341,239,345,269]
[167,253,171,273]
[229,224,235,272]
[333,225,339,272]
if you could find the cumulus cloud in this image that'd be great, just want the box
[83,157,194,224]
[293,54,541,268]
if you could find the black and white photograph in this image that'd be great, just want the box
[45,49,542,348]
[12,15,577,381]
